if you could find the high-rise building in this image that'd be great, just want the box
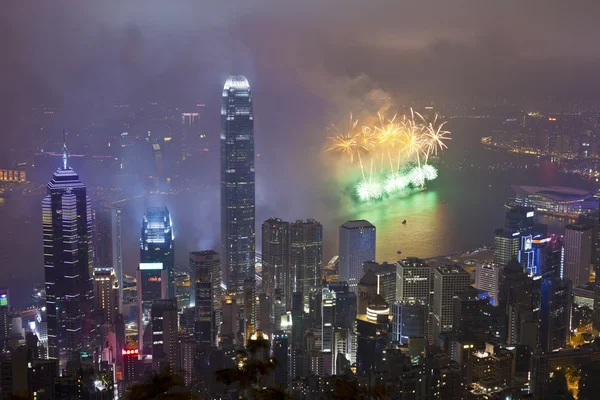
[92,203,123,310]
[221,75,256,296]
[43,139,92,368]
[534,235,564,280]
[290,220,323,313]
[137,263,168,355]
[372,262,397,306]
[93,267,119,325]
[140,207,175,298]
[262,218,291,308]
[391,301,425,344]
[505,206,535,232]
[565,224,592,287]
[189,251,222,344]
[272,331,289,387]
[194,268,213,350]
[356,294,390,375]
[432,265,471,342]
[338,220,376,294]
[396,258,433,343]
[243,279,256,342]
[181,112,200,162]
[493,229,520,266]
[151,299,179,374]
[540,278,571,353]
[475,263,500,306]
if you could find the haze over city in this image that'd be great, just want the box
[1,1,600,399]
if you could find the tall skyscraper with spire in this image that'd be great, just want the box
[221,75,255,296]
[43,133,92,369]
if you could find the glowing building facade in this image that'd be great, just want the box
[338,220,376,294]
[42,141,92,369]
[221,75,256,296]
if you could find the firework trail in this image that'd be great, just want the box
[326,108,451,202]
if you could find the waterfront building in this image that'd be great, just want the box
[338,220,376,294]
[511,185,597,217]
[432,265,471,341]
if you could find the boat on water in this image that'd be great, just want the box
[441,200,447,204]
[397,250,402,254]
[402,219,407,225]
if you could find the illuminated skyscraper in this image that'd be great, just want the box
[138,207,173,354]
[141,207,175,297]
[92,203,123,310]
[221,75,255,296]
[42,137,92,369]
[93,267,119,325]
[190,251,222,348]
[262,218,291,308]
[564,224,592,287]
[290,219,323,312]
[338,220,376,294]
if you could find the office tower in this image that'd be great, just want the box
[189,251,222,343]
[356,294,390,375]
[92,203,123,310]
[122,347,140,383]
[137,262,168,354]
[518,233,536,275]
[262,218,291,308]
[290,220,323,312]
[452,287,494,347]
[565,224,593,287]
[194,269,213,350]
[179,337,197,388]
[0,289,9,353]
[243,279,256,342]
[179,308,195,337]
[505,205,535,232]
[391,301,425,344]
[338,220,376,294]
[220,295,240,349]
[272,331,289,387]
[475,263,500,306]
[357,269,377,314]
[151,299,179,374]
[256,292,270,335]
[93,267,119,325]
[540,278,572,353]
[432,265,471,342]
[181,112,200,162]
[42,139,92,368]
[141,207,175,298]
[578,213,600,277]
[372,262,397,306]
[493,229,520,266]
[221,75,256,296]
[321,287,336,376]
[396,258,434,343]
[498,259,537,346]
[327,282,357,331]
[290,292,303,380]
[535,235,564,280]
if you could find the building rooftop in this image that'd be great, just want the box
[223,75,250,91]
[435,264,469,275]
[512,185,593,202]
[341,220,375,229]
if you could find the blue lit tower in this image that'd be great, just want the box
[338,220,376,294]
[43,135,92,369]
[138,207,173,354]
[221,75,255,295]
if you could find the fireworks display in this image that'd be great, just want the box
[326,109,450,202]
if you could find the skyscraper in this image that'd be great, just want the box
[92,203,123,310]
[151,299,179,374]
[493,229,520,266]
[262,218,291,308]
[565,224,592,287]
[432,265,471,342]
[475,263,500,306]
[189,251,222,323]
[221,75,255,296]
[43,139,92,368]
[338,220,376,294]
[93,267,119,325]
[290,220,323,312]
[140,207,175,298]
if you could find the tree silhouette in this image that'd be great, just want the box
[129,370,197,400]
